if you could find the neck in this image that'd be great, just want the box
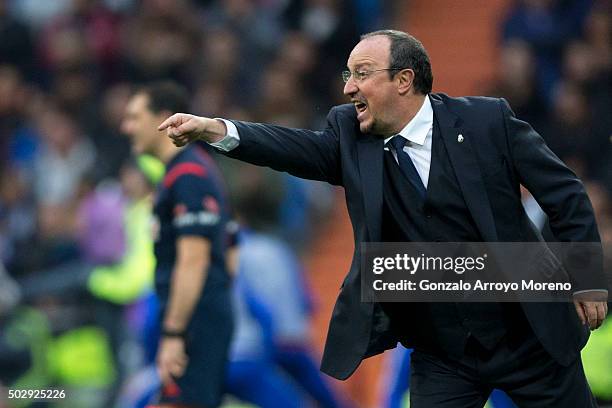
[155,136,184,164]
[393,94,427,134]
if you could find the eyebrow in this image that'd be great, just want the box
[351,63,372,71]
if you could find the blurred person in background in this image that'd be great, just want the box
[192,27,252,111]
[224,204,308,408]
[202,0,285,104]
[120,0,200,85]
[0,0,34,80]
[0,65,34,171]
[542,80,589,159]
[560,37,612,185]
[22,104,96,272]
[584,3,612,77]
[39,0,122,82]
[33,105,96,208]
[122,81,234,408]
[225,162,350,408]
[283,0,360,103]
[79,158,159,405]
[485,40,546,132]
[542,80,608,180]
[501,0,593,103]
[89,82,133,180]
[254,58,335,248]
[0,166,36,273]
[160,29,608,408]
[0,65,39,272]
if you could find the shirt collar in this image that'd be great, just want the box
[384,96,433,147]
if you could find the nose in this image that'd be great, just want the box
[343,77,357,96]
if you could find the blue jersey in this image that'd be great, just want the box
[152,144,231,302]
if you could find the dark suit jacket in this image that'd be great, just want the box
[224,93,602,380]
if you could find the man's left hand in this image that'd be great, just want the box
[573,292,608,330]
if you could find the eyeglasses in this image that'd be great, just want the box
[342,68,405,83]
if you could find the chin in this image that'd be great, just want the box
[359,120,373,134]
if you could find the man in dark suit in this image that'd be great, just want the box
[159,30,609,407]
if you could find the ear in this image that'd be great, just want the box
[397,69,415,95]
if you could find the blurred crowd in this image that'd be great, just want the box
[488,1,612,405]
[0,0,610,407]
[0,0,388,278]
[486,0,612,244]
[0,0,383,406]
[487,1,612,314]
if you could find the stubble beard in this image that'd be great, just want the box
[362,118,394,138]
[359,121,372,134]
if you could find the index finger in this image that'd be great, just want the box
[584,302,598,329]
[158,114,179,131]
[574,300,586,325]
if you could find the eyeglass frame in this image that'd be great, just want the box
[342,67,408,83]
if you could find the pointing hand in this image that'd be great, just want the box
[158,114,227,147]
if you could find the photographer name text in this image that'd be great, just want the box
[372,279,572,292]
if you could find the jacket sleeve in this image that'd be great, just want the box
[500,98,607,292]
[223,107,342,186]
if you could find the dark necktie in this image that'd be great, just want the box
[387,135,427,198]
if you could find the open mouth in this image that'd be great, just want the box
[354,101,367,115]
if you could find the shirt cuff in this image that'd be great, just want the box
[572,289,609,296]
[209,118,240,151]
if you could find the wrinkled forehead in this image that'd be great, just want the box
[347,36,391,69]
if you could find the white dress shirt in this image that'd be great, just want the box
[210,119,241,151]
[383,96,434,188]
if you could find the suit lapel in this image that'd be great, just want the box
[430,95,499,242]
[357,135,384,241]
